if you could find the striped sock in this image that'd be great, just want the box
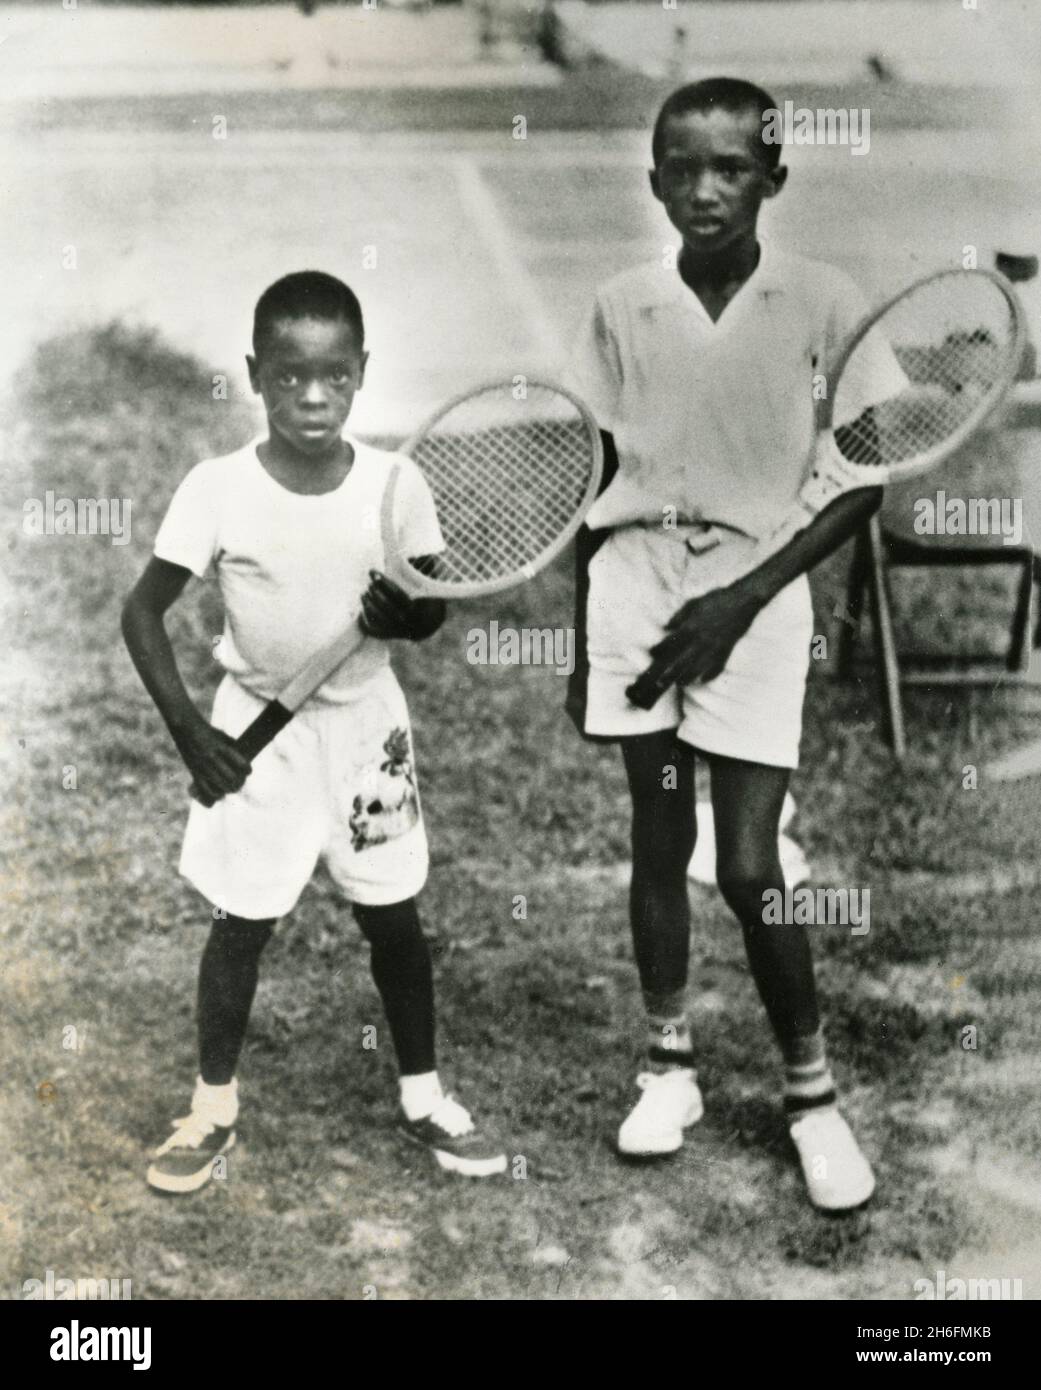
[643,987,694,1070]
[782,1032,837,1116]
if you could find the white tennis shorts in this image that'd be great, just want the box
[180,668,430,919]
[583,525,814,768]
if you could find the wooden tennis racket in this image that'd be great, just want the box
[191,379,603,803]
[626,266,1025,708]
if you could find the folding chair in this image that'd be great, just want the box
[836,396,1041,760]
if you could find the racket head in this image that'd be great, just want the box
[822,267,1024,485]
[384,378,603,599]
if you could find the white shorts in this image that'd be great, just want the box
[180,669,430,919]
[583,526,814,768]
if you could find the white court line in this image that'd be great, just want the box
[452,155,563,367]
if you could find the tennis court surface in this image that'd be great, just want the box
[4,115,1037,437]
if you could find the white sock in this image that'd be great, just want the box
[399,1071,443,1121]
[192,1076,238,1128]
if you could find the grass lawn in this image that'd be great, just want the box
[3,324,1041,1300]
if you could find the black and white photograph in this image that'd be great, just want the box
[2,0,1040,1329]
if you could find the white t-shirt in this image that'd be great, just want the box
[153,435,444,703]
[568,241,907,539]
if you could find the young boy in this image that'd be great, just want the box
[567,80,904,1210]
[122,270,506,1192]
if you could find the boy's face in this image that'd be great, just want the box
[650,107,786,257]
[247,315,367,458]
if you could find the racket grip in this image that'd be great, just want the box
[625,673,670,710]
[233,699,294,761]
[188,700,294,806]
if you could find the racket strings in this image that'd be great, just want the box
[832,275,1019,470]
[417,431,585,576]
[408,392,597,585]
[424,425,584,544]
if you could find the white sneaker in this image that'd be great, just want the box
[399,1095,507,1178]
[146,1111,236,1194]
[617,1069,704,1157]
[789,1106,875,1211]
[987,737,1041,782]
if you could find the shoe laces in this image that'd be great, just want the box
[426,1094,474,1139]
[155,1111,218,1156]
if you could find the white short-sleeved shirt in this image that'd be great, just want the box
[153,436,444,703]
[568,241,907,538]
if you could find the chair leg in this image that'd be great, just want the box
[866,516,907,760]
[1008,554,1033,671]
[836,530,870,679]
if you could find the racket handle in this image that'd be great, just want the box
[188,700,295,806]
[625,672,671,710]
[233,699,295,761]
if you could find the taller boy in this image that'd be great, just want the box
[568,80,901,1210]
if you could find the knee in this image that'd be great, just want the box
[632,833,697,889]
[715,857,781,917]
[632,800,696,868]
[201,917,273,973]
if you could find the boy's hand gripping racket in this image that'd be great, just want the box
[626,266,1025,709]
[191,379,603,804]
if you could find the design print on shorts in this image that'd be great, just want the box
[348,727,420,852]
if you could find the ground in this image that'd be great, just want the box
[2,6,1041,1302]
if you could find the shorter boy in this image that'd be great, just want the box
[122,270,506,1192]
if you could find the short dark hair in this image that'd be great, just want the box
[651,77,781,170]
[253,271,365,356]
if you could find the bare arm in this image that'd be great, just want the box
[733,486,883,611]
[121,556,252,803]
[629,486,882,699]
